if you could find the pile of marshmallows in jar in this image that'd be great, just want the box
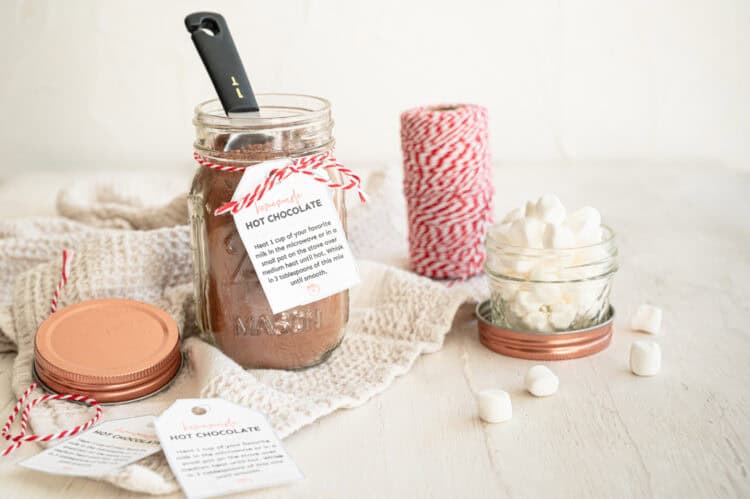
[484,194,616,333]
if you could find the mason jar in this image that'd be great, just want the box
[188,94,349,369]
[484,226,618,332]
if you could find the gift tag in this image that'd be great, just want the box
[232,159,359,313]
[154,399,303,499]
[18,415,160,477]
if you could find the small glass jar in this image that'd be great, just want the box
[484,226,618,332]
[188,94,349,370]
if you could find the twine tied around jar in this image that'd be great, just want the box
[193,151,368,216]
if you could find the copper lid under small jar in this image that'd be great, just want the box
[476,300,614,360]
[34,298,181,403]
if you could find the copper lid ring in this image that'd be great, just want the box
[476,300,614,360]
[33,298,183,404]
[33,355,183,406]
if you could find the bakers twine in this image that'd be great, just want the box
[401,104,494,279]
[194,151,367,216]
[1,250,103,457]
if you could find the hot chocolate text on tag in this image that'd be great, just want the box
[244,198,323,228]
[168,425,262,440]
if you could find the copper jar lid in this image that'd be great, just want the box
[476,300,614,360]
[34,298,181,403]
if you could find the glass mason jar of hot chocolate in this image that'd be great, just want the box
[188,94,349,370]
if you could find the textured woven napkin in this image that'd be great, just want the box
[0,171,472,494]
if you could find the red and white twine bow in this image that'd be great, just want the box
[401,104,494,279]
[193,151,367,216]
[2,250,102,457]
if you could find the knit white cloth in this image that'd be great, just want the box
[0,171,473,495]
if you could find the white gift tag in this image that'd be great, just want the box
[231,159,359,313]
[154,399,303,499]
[18,415,160,477]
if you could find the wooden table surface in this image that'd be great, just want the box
[0,160,748,498]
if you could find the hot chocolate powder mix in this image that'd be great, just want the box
[189,96,349,370]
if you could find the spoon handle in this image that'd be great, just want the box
[185,12,259,114]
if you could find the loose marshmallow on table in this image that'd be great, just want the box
[630,340,661,376]
[477,389,513,423]
[524,365,559,397]
[631,304,663,334]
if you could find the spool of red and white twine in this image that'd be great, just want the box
[1,250,102,457]
[401,104,494,279]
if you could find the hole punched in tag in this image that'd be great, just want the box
[192,406,208,416]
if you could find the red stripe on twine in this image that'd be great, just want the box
[193,151,367,216]
[401,104,493,279]
[2,250,103,458]
[49,249,73,314]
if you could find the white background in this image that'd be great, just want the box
[1,0,749,172]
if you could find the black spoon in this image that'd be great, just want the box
[185,12,265,150]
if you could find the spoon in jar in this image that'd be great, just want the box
[185,11,268,151]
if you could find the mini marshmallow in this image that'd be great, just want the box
[524,200,537,218]
[630,340,661,376]
[513,291,543,314]
[631,304,663,334]
[501,207,524,224]
[495,253,535,276]
[568,206,601,234]
[568,207,602,245]
[524,365,559,397]
[548,303,577,330]
[577,226,603,246]
[565,284,602,316]
[528,268,563,303]
[509,259,535,275]
[509,218,545,248]
[488,221,511,237]
[543,224,576,249]
[477,389,513,423]
[535,194,566,225]
[533,257,567,275]
[523,310,551,332]
[484,253,505,276]
[532,284,563,305]
[487,223,513,247]
[496,281,520,301]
